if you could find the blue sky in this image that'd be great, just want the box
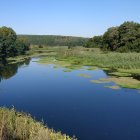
[0,0,140,37]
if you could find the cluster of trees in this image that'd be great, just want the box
[85,21,140,52]
[0,27,30,59]
[84,36,103,48]
[18,35,88,47]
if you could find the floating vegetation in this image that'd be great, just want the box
[90,78,111,84]
[104,85,121,90]
[53,65,61,69]
[63,69,72,72]
[37,47,140,89]
[91,77,140,89]
[108,72,132,77]
[87,66,98,70]
[65,65,83,70]
[7,56,30,64]
[107,77,140,89]
[78,74,92,78]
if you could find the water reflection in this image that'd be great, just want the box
[0,58,31,82]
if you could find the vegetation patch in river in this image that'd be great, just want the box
[108,77,140,89]
[7,56,30,64]
[63,69,72,72]
[91,77,140,89]
[78,74,92,78]
[107,71,132,77]
[104,85,121,90]
[90,79,111,84]
[38,56,83,71]
[37,47,140,89]
[87,66,98,70]
[53,65,61,69]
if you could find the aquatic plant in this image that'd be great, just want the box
[104,85,121,90]
[78,74,92,78]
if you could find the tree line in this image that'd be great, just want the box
[18,35,88,47]
[85,21,140,52]
[0,27,30,59]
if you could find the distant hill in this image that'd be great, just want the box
[18,35,89,46]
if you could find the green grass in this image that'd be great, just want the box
[38,47,140,70]
[58,49,140,69]
[0,107,75,140]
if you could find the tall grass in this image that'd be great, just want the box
[56,47,140,69]
[0,108,75,140]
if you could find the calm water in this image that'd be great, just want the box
[0,58,140,140]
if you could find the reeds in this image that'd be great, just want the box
[56,47,140,69]
[0,108,75,140]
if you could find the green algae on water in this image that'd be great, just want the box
[104,85,121,90]
[78,74,92,78]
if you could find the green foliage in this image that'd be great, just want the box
[0,27,17,57]
[38,44,43,48]
[0,26,30,59]
[18,35,88,47]
[84,36,103,48]
[85,21,140,52]
[103,27,120,51]
[14,38,30,55]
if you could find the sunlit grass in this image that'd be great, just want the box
[0,107,75,140]
[38,47,140,71]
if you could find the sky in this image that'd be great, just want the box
[0,0,140,37]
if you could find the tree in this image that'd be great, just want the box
[103,27,119,51]
[84,36,103,48]
[85,21,140,52]
[118,21,140,52]
[0,26,30,58]
[14,38,30,55]
[0,26,17,57]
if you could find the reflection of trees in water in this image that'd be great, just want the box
[0,58,31,82]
